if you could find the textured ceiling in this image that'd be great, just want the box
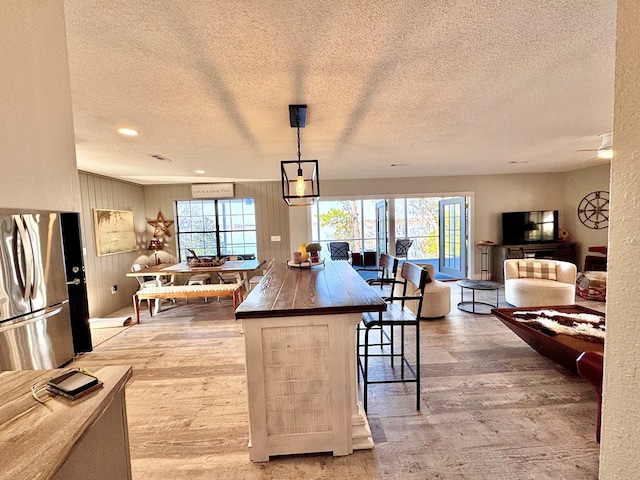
[63,0,617,185]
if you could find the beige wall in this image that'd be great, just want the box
[562,164,611,269]
[0,0,81,212]
[600,0,640,476]
[302,169,608,277]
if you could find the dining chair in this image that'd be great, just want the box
[328,242,350,261]
[216,255,244,284]
[131,263,174,313]
[395,238,413,259]
[358,261,428,412]
[131,263,174,289]
[249,258,276,291]
[214,256,245,301]
[184,272,212,303]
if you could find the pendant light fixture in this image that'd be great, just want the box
[281,104,320,206]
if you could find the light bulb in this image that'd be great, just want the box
[295,167,306,196]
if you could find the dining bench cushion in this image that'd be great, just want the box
[137,284,240,295]
[133,283,243,322]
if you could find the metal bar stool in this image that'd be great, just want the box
[357,261,428,412]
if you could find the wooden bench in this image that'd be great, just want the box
[132,284,243,323]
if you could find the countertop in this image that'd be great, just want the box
[235,260,387,319]
[0,365,132,480]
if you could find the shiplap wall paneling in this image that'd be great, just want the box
[235,182,290,265]
[79,173,145,318]
[143,182,290,266]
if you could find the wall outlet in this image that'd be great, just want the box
[271,235,281,242]
[111,285,117,294]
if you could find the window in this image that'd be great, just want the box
[394,197,440,259]
[312,196,465,263]
[311,199,382,255]
[175,199,256,262]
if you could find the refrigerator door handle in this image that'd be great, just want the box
[24,217,42,299]
[14,216,34,303]
[0,304,64,332]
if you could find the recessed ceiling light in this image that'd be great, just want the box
[195,170,206,174]
[117,127,139,136]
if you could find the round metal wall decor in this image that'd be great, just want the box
[578,191,609,229]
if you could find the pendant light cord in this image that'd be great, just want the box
[296,111,301,165]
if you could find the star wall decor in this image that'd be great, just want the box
[147,212,174,237]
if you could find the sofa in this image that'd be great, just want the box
[394,263,451,318]
[504,259,577,307]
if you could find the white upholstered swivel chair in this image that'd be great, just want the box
[393,263,451,318]
[504,259,577,307]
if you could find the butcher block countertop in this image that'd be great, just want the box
[0,365,132,480]
[235,260,387,319]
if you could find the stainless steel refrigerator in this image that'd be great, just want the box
[0,212,75,370]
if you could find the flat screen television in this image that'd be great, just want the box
[502,210,559,244]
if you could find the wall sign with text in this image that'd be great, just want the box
[191,183,235,199]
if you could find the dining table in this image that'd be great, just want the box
[126,259,265,291]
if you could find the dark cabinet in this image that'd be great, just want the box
[491,242,577,282]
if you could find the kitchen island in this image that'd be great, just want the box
[235,260,386,462]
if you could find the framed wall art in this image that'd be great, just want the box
[93,209,136,256]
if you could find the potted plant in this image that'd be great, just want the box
[306,242,322,262]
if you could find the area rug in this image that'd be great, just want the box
[90,316,133,348]
[90,316,133,328]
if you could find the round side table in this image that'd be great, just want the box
[456,279,501,315]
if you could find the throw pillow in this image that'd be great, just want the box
[422,266,433,284]
[517,261,557,280]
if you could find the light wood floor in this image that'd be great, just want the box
[74,287,603,479]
